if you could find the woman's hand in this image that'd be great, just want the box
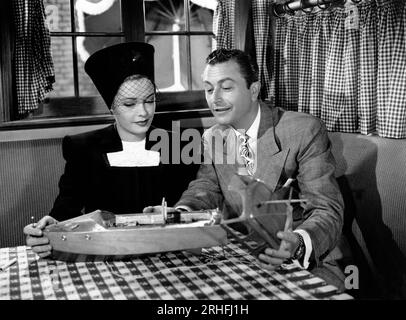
[23,216,58,258]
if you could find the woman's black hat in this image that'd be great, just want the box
[84,42,155,109]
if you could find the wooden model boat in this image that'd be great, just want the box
[44,176,306,261]
[44,209,228,261]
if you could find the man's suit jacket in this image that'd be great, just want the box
[176,102,344,267]
[50,124,196,221]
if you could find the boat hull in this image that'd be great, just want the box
[46,225,228,258]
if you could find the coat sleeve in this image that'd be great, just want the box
[295,119,344,266]
[175,163,224,211]
[175,130,224,211]
[49,135,86,221]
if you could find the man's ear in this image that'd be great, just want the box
[250,81,261,101]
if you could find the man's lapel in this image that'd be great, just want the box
[202,126,242,210]
[211,103,290,205]
[211,125,240,172]
[254,103,290,192]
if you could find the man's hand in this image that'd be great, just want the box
[257,231,300,270]
[23,216,58,258]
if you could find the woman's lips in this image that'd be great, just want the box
[134,119,150,126]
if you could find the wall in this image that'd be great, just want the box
[0,137,64,247]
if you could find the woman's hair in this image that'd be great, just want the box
[122,74,157,92]
[111,74,158,110]
[205,48,259,89]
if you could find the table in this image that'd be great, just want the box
[0,240,353,300]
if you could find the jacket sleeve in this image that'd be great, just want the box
[175,163,224,211]
[295,119,344,267]
[175,131,224,211]
[49,135,86,221]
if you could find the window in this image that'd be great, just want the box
[1,0,216,127]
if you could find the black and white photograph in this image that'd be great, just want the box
[0,0,405,309]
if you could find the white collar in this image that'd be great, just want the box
[121,139,146,149]
[246,105,261,140]
[107,138,159,167]
[232,104,261,140]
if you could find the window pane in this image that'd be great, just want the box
[76,36,124,63]
[145,0,186,32]
[191,35,213,90]
[44,0,71,32]
[77,36,124,97]
[48,37,74,97]
[189,0,214,32]
[148,35,188,92]
[74,0,122,33]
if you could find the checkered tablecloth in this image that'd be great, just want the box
[0,241,352,300]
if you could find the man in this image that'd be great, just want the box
[146,48,345,290]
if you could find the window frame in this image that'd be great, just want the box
[0,0,213,130]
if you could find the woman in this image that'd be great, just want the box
[23,42,194,257]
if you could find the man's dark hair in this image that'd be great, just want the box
[205,48,259,89]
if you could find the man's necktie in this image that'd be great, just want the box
[239,134,255,175]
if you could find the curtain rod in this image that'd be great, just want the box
[273,0,349,16]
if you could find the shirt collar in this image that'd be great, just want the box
[232,104,261,140]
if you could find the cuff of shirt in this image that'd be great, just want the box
[175,205,192,212]
[292,229,312,269]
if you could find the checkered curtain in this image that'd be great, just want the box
[377,0,406,138]
[252,0,273,101]
[213,0,235,49]
[274,0,406,138]
[213,0,274,101]
[274,14,299,111]
[13,0,55,115]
